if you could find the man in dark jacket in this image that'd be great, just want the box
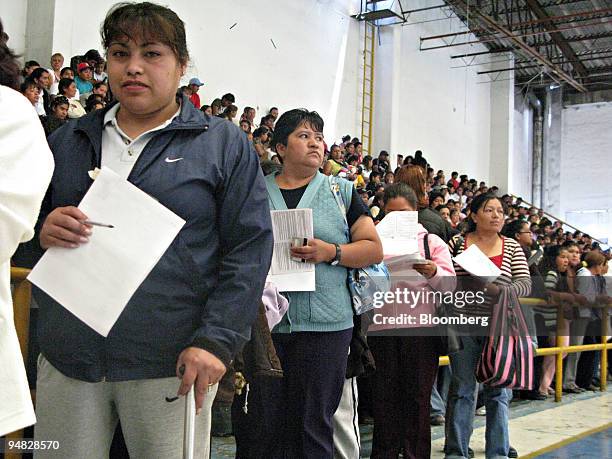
[32,4,273,458]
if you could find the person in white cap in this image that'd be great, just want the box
[188,76,204,108]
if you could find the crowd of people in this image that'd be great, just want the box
[313,137,611,458]
[18,51,109,137]
[2,2,611,459]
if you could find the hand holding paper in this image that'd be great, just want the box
[453,244,502,282]
[290,238,335,264]
[267,209,315,291]
[384,252,427,273]
[29,167,186,337]
[412,260,438,279]
[39,206,92,249]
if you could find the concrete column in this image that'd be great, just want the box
[371,26,393,158]
[542,86,563,216]
[511,93,534,201]
[388,25,402,166]
[25,0,55,65]
[532,109,544,208]
[488,59,515,195]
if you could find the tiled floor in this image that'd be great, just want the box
[210,387,612,458]
[428,390,611,458]
[531,427,611,458]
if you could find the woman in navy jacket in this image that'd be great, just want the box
[32,3,273,457]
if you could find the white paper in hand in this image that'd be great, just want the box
[453,244,502,281]
[28,167,185,337]
[376,211,419,256]
[266,209,315,292]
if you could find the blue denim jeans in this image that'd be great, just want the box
[445,336,510,459]
[431,366,451,417]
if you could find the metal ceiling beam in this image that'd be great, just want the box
[515,80,612,91]
[450,30,612,58]
[402,4,448,14]
[420,0,592,17]
[514,47,612,66]
[451,48,516,58]
[584,65,612,77]
[449,0,587,92]
[517,65,612,80]
[524,0,588,77]
[506,8,612,33]
[421,7,612,42]
[493,0,590,17]
[454,47,612,69]
[420,18,612,51]
[477,52,612,74]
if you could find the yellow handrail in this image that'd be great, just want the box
[10,268,32,364]
[536,343,612,356]
[10,266,30,282]
[7,267,33,458]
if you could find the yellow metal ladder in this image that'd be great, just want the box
[361,20,375,156]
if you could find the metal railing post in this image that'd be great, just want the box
[555,304,564,402]
[601,305,609,391]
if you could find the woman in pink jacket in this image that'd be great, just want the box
[368,182,456,459]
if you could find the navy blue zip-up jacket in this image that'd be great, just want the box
[33,97,273,382]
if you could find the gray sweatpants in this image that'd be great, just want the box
[33,354,217,459]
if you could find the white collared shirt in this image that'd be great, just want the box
[47,68,61,95]
[35,93,46,116]
[101,103,180,179]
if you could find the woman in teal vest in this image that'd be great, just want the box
[264,109,383,458]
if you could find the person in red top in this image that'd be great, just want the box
[449,171,460,189]
[188,77,203,108]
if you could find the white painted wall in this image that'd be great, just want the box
[511,92,533,201]
[1,0,28,60]
[49,0,362,142]
[560,102,612,243]
[372,0,492,182]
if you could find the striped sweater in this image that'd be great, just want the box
[533,270,567,328]
[448,235,532,316]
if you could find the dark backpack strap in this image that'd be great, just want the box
[423,233,431,261]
